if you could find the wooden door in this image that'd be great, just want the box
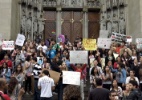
[88,12,100,39]
[62,11,83,43]
[44,11,56,40]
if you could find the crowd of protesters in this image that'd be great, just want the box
[0,35,142,100]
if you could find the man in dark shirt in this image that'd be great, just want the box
[88,78,110,100]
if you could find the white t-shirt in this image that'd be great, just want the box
[42,45,47,53]
[125,76,139,85]
[38,76,55,98]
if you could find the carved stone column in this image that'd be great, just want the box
[83,0,88,38]
[56,0,61,40]
[83,11,88,38]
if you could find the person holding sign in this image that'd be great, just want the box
[71,64,87,100]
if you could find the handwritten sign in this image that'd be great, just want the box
[63,71,81,85]
[15,34,25,46]
[83,39,97,50]
[2,41,14,50]
[111,32,132,43]
[136,38,142,49]
[97,38,112,49]
[70,51,88,64]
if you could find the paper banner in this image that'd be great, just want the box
[97,38,112,49]
[83,39,97,50]
[63,71,81,86]
[15,34,25,46]
[70,51,88,64]
[2,41,14,50]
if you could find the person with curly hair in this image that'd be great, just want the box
[63,85,81,100]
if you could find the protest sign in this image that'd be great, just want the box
[15,34,25,46]
[111,32,132,43]
[70,51,88,64]
[99,30,109,38]
[48,70,61,84]
[83,39,97,50]
[63,71,81,85]
[2,41,14,50]
[136,38,142,49]
[97,38,112,49]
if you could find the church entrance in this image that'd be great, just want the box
[61,11,83,43]
[44,10,100,43]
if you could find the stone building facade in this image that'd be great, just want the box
[0,0,142,43]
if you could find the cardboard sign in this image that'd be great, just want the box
[99,30,109,38]
[48,70,61,84]
[97,38,112,49]
[63,71,81,85]
[70,51,88,64]
[2,41,14,50]
[136,38,142,49]
[83,39,97,50]
[15,34,25,46]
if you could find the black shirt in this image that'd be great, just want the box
[88,88,110,100]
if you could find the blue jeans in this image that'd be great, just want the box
[34,79,40,100]
[40,97,52,100]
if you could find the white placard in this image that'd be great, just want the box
[63,71,81,85]
[70,51,88,64]
[136,38,142,49]
[2,41,14,50]
[99,30,109,38]
[97,38,112,49]
[15,34,25,46]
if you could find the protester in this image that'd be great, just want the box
[38,70,55,100]
[32,57,42,100]
[102,65,113,90]
[110,80,123,99]
[88,78,110,100]
[24,55,33,94]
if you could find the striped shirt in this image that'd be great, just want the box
[33,64,42,79]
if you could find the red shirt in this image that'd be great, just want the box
[71,64,87,80]
[0,91,11,100]
[0,59,12,68]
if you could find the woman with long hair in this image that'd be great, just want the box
[122,83,131,100]
[24,55,33,95]
[8,77,19,100]
[110,80,123,99]
[102,66,113,90]
[13,64,24,86]
[1,62,11,83]
[90,67,102,90]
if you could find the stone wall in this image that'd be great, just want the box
[126,0,142,43]
[0,0,12,40]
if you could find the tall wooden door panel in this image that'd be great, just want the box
[44,11,56,40]
[88,12,100,39]
[62,11,83,43]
